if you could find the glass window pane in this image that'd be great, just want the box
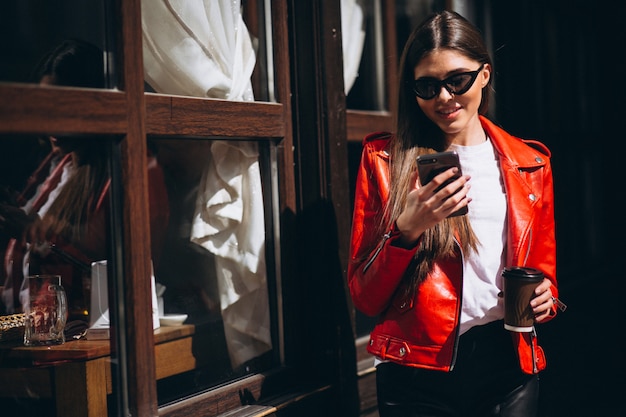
[344,0,440,112]
[141,0,275,102]
[0,132,174,416]
[395,0,441,57]
[152,138,278,405]
[0,0,110,88]
[345,0,385,111]
[0,133,120,417]
[0,135,114,318]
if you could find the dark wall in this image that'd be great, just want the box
[491,1,626,416]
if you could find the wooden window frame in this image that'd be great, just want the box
[0,0,298,415]
[346,0,398,142]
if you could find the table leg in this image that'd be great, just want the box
[54,357,108,417]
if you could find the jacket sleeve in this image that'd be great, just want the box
[538,156,560,319]
[347,136,417,317]
[524,142,560,319]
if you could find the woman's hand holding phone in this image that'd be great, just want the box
[416,151,470,218]
[419,166,471,216]
[395,153,471,246]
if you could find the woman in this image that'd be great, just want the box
[348,11,563,417]
[0,39,169,319]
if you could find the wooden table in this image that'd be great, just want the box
[0,324,197,417]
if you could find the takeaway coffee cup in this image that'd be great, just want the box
[502,267,544,332]
[23,275,68,346]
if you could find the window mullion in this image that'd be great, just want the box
[115,0,158,416]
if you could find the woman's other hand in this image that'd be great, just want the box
[531,278,555,322]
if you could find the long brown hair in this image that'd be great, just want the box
[33,39,109,246]
[41,141,109,243]
[385,11,493,289]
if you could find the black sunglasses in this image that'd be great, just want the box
[413,64,485,100]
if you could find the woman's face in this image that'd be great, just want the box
[413,49,490,141]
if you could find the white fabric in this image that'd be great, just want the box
[450,139,507,335]
[142,0,271,367]
[341,0,365,94]
[142,0,255,100]
[190,141,271,366]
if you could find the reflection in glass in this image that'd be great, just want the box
[153,138,275,403]
[0,133,115,416]
[0,38,109,319]
[341,0,366,94]
[345,0,386,111]
[344,0,438,112]
[0,130,170,416]
[395,0,439,59]
[142,0,273,102]
[142,2,276,399]
[0,0,109,87]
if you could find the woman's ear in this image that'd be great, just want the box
[481,63,492,87]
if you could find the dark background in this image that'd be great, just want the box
[490,1,626,415]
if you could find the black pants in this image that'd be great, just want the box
[376,320,539,417]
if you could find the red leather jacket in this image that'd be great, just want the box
[348,116,558,375]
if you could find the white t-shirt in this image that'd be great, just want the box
[450,139,507,335]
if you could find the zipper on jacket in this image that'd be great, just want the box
[531,327,538,374]
[362,230,392,274]
[448,238,464,371]
[521,228,532,266]
[553,297,568,312]
[520,232,540,374]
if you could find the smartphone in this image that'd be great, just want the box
[416,151,468,217]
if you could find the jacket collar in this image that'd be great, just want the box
[480,115,549,170]
[365,117,549,169]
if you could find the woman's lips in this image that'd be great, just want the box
[436,106,461,119]
[437,107,460,116]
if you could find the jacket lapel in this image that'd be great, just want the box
[480,117,548,266]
